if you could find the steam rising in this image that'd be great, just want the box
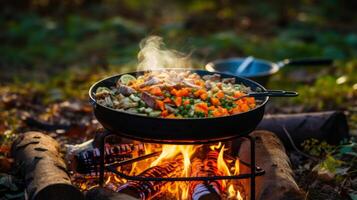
[137,36,191,71]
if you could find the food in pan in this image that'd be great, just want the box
[94,70,256,118]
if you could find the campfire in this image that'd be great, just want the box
[68,137,252,200]
[6,36,351,200]
[10,111,350,200]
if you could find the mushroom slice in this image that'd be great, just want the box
[141,92,157,108]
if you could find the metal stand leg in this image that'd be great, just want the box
[244,135,256,200]
[97,131,261,200]
[98,130,111,186]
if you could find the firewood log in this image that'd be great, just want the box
[239,130,305,200]
[116,157,183,199]
[257,111,349,148]
[189,158,221,200]
[66,141,145,175]
[11,131,84,200]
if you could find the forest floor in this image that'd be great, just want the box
[0,1,357,199]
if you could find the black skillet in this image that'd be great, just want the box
[205,57,333,86]
[89,69,298,144]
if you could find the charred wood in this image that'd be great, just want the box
[257,111,349,148]
[116,157,183,199]
[66,141,145,175]
[189,157,221,200]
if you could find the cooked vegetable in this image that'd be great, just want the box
[120,74,136,85]
[95,70,257,118]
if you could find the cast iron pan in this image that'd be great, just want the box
[206,57,333,86]
[89,69,297,144]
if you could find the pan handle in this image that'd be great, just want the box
[248,90,298,98]
[277,58,333,68]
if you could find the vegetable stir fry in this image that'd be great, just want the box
[95,70,256,118]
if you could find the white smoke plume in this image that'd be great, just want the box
[137,36,191,71]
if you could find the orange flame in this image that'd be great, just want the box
[75,142,245,199]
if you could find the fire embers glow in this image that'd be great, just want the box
[71,142,244,199]
[98,142,244,200]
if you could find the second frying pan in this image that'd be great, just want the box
[205,57,333,86]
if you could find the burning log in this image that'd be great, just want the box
[11,131,84,200]
[66,140,145,175]
[116,157,183,199]
[239,130,305,200]
[189,155,222,200]
[257,111,349,148]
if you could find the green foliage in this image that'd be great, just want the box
[304,138,357,191]
[317,155,343,174]
[302,138,335,157]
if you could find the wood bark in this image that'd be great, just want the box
[257,111,349,149]
[66,142,145,175]
[239,130,305,200]
[116,157,183,199]
[11,131,84,200]
[189,157,221,200]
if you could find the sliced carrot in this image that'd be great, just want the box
[161,110,169,117]
[194,89,206,97]
[214,106,229,116]
[245,97,256,104]
[208,106,216,111]
[240,104,250,112]
[195,102,208,114]
[234,91,244,98]
[140,86,151,91]
[230,106,241,114]
[196,102,208,110]
[195,107,207,114]
[194,80,205,87]
[171,88,179,96]
[210,97,220,106]
[212,109,222,117]
[177,88,190,97]
[200,93,208,100]
[235,99,244,105]
[216,91,225,99]
[156,100,165,111]
[166,114,177,118]
[174,96,182,107]
[150,87,163,96]
[163,97,172,103]
[183,99,190,105]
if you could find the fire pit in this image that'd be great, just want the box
[85,68,298,200]
[91,131,264,200]
[12,111,349,200]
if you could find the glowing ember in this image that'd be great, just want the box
[72,142,245,199]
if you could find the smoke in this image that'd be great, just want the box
[137,36,191,71]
